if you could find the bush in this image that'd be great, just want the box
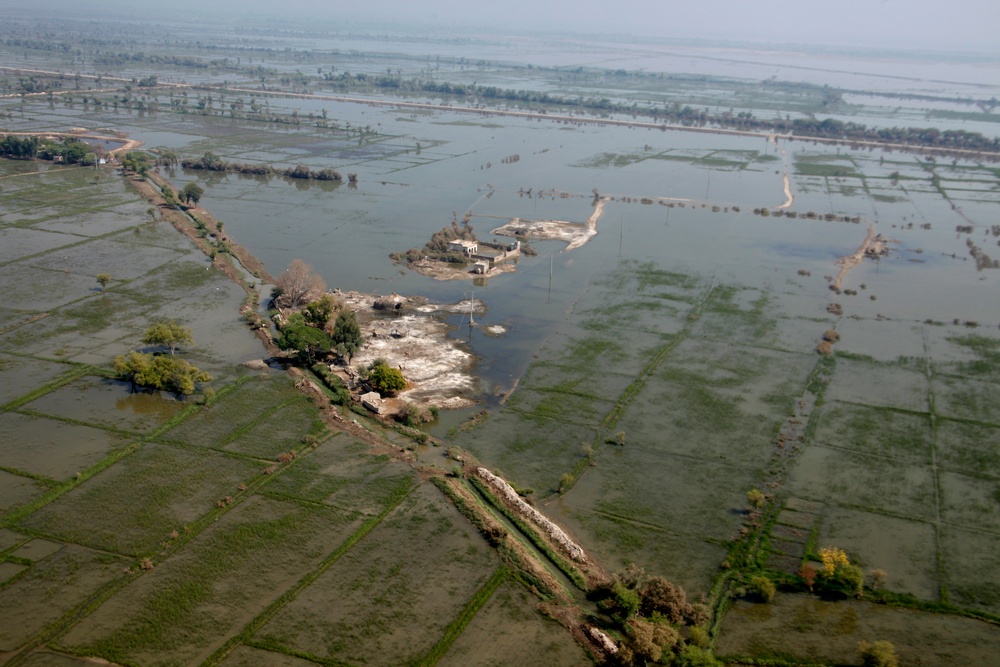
[868,568,888,591]
[399,402,433,426]
[367,360,406,395]
[748,575,776,603]
[673,645,722,667]
[817,547,864,598]
[859,640,898,667]
[113,351,211,396]
[746,488,765,508]
[311,362,351,405]
[687,625,710,648]
[610,581,641,620]
[558,472,574,494]
[639,576,698,624]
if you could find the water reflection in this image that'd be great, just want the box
[111,380,183,420]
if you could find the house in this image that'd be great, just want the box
[448,239,478,256]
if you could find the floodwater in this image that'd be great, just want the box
[2,22,999,664]
[7,45,997,402]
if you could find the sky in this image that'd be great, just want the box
[15,0,1000,53]
[238,0,999,52]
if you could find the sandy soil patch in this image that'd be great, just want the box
[491,198,607,251]
[404,258,517,281]
[335,292,480,409]
[831,224,889,291]
[777,171,794,209]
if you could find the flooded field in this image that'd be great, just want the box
[2,9,1000,667]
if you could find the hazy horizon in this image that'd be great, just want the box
[6,0,1000,55]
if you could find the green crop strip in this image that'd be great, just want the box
[200,477,415,666]
[468,476,587,590]
[416,566,509,666]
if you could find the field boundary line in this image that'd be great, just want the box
[416,565,509,666]
[0,365,91,412]
[200,478,416,666]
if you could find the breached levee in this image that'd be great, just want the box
[491,197,607,251]
[475,467,588,563]
[585,625,619,656]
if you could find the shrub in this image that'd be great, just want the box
[687,625,710,649]
[367,360,406,395]
[859,640,898,667]
[558,472,574,494]
[749,575,776,603]
[817,546,864,598]
[310,363,351,405]
[610,581,641,620]
[113,351,211,395]
[399,402,433,426]
[673,645,722,667]
[746,488,765,508]
[639,576,697,624]
[799,563,818,590]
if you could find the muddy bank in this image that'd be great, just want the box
[335,291,482,410]
[491,198,607,251]
[831,224,889,292]
[403,258,517,281]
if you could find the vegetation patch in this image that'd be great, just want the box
[59,496,365,666]
[20,444,261,555]
[0,545,129,653]
[254,483,498,666]
[160,376,301,448]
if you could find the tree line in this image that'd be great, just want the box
[181,152,346,182]
[327,73,1000,154]
[0,135,100,165]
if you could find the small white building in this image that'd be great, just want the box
[360,391,385,414]
[448,239,478,256]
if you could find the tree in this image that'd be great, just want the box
[617,617,679,666]
[179,182,204,207]
[817,546,864,598]
[278,313,331,364]
[113,351,211,396]
[273,259,326,310]
[141,320,194,355]
[120,151,151,174]
[161,185,177,206]
[639,576,699,624]
[96,273,111,291]
[367,359,406,395]
[0,135,39,159]
[331,309,362,361]
[304,294,339,329]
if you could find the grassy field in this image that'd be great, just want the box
[3,19,1000,664]
[0,163,600,666]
